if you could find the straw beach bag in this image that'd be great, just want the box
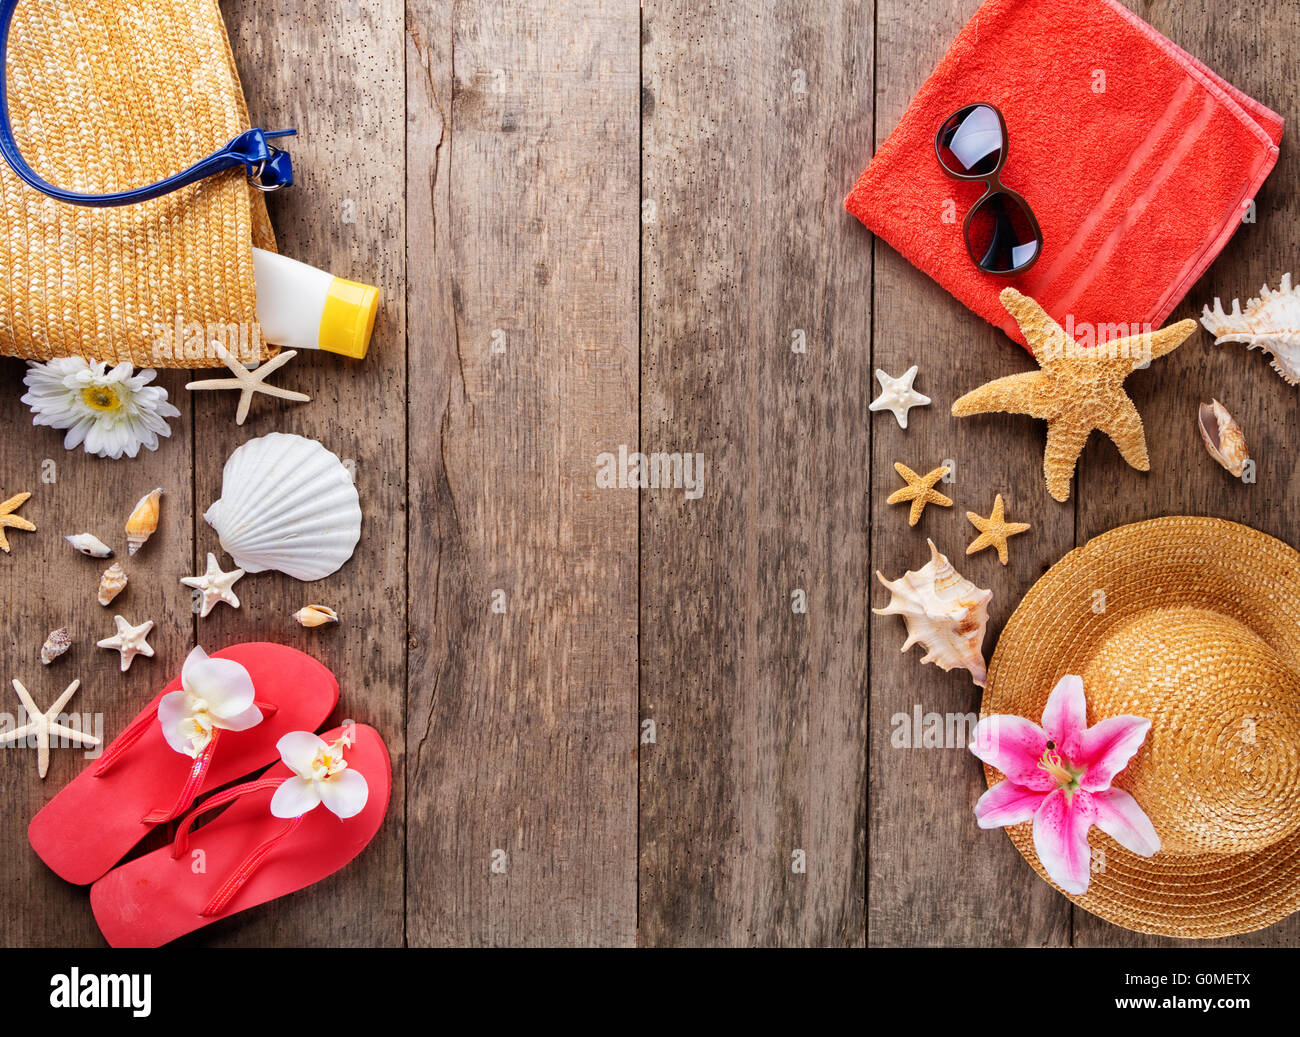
[0,0,291,368]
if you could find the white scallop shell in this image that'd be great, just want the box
[203,433,361,582]
[1201,273,1300,385]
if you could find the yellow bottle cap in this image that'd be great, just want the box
[318,277,379,359]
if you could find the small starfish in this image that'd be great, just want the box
[965,493,1031,565]
[185,345,311,425]
[952,288,1196,502]
[869,365,931,429]
[96,615,155,672]
[181,552,245,618]
[0,491,35,553]
[0,678,100,778]
[888,463,953,526]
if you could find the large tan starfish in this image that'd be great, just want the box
[951,289,1196,502]
[185,346,311,425]
[0,678,100,778]
[0,491,35,553]
[966,493,1030,565]
[887,463,952,526]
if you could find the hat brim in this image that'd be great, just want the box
[983,515,1300,938]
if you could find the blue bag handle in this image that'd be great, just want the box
[0,0,295,207]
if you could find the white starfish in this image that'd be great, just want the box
[869,365,931,429]
[185,345,311,426]
[0,678,100,778]
[181,552,245,618]
[96,615,155,672]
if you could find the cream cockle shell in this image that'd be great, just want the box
[1201,273,1300,385]
[204,433,362,582]
[873,539,992,687]
[1197,399,1250,478]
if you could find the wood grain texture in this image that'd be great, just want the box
[638,0,871,946]
[1072,0,1300,950]
[403,0,640,946]
[866,0,1070,948]
[187,0,408,947]
[0,365,194,947]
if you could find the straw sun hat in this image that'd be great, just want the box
[982,515,1300,938]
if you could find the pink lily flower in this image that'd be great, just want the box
[970,674,1160,895]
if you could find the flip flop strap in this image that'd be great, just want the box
[140,731,222,824]
[201,815,304,918]
[93,698,278,778]
[171,776,284,858]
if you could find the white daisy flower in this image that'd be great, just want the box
[21,356,181,459]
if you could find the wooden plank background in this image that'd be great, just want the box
[0,0,1294,947]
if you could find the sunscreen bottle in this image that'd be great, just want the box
[252,247,379,359]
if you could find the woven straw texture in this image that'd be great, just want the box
[0,0,275,368]
[984,516,1300,938]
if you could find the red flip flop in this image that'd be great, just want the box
[90,723,390,947]
[30,643,338,885]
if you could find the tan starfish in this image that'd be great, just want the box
[965,493,1031,565]
[185,345,311,425]
[0,491,35,553]
[952,288,1196,502]
[888,463,952,526]
[0,678,100,778]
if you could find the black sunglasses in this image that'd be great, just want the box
[935,104,1042,276]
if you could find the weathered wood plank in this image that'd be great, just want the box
[1074,0,1300,949]
[187,0,408,947]
[404,0,640,946]
[0,364,194,947]
[638,0,871,946]
[867,0,1073,947]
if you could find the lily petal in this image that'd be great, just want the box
[974,779,1049,828]
[1032,788,1097,895]
[1072,715,1151,790]
[969,714,1053,791]
[318,768,370,819]
[270,775,321,819]
[276,731,327,779]
[182,648,256,719]
[1092,787,1161,857]
[1041,675,1087,747]
[156,690,198,756]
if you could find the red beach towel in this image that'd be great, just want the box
[845,0,1283,352]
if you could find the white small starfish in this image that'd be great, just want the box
[0,678,100,778]
[96,615,155,672]
[185,345,311,425]
[869,365,931,429]
[181,552,245,618]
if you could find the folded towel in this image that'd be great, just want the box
[845,0,1283,352]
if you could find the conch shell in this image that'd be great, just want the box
[65,533,112,558]
[1201,273,1300,385]
[1197,399,1250,478]
[40,627,70,665]
[97,562,128,606]
[874,539,992,687]
[293,604,340,628]
[125,488,162,556]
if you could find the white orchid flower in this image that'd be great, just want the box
[270,729,369,820]
[157,646,264,758]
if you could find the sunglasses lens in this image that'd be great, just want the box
[967,192,1040,274]
[936,104,1004,177]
